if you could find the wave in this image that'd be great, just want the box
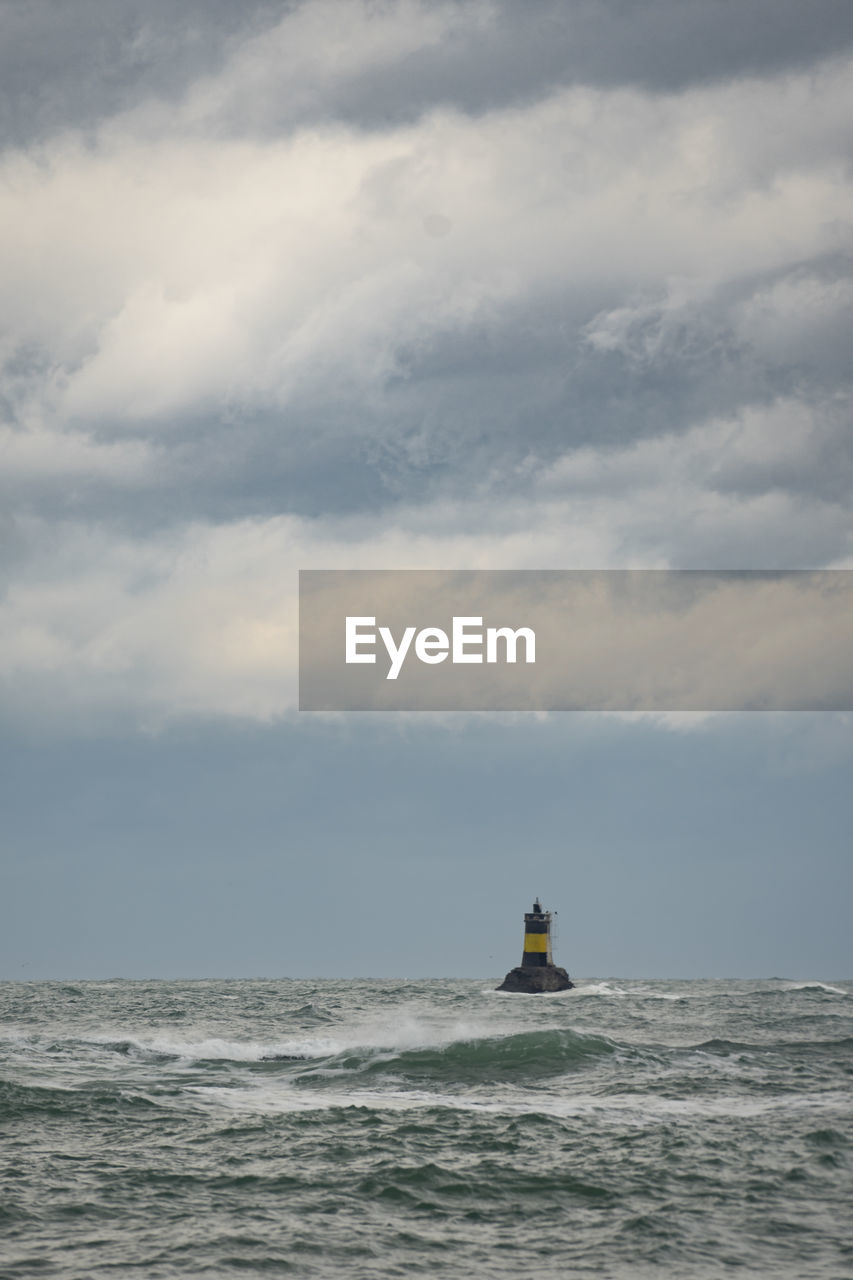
[0,1076,179,1120]
[569,980,851,1001]
[341,1027,619,1083]
[7,1017,852,1085]
[688,1035,853,1058]
[779,981,848,996]
[5,1023,621,1083]
[576,983,702,1002]
[0,1077,78,1118]
[232,1026,620,1083]
[573,981,631,998]
[184,1077,853,1126]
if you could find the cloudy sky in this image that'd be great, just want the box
[1,0,851,979]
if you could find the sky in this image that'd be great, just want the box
[1,0,852,979]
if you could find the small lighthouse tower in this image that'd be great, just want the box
[497,899,573,993]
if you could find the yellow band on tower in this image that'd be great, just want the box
[523,933,548,952]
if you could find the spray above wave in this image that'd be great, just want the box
[53,1024,618,1076]
[7,1014,851,1080]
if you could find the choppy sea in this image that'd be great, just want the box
[1,978,851,1278]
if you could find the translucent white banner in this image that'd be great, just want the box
[299,570,853,711]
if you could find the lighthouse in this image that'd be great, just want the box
[497,899,573,993]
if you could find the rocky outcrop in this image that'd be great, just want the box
[497,965,573,993]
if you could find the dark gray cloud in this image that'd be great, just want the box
[0,0,275,148]
[280,0,853,134]
[4,0,853,147]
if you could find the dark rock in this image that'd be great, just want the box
[497,964,574,993]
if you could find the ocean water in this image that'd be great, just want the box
[1,978,851,1279]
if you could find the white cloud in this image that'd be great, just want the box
[179,0,489,133]
[1,50,851,439]
[1,5,852,728]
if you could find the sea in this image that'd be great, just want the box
[1,978,851,1279]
